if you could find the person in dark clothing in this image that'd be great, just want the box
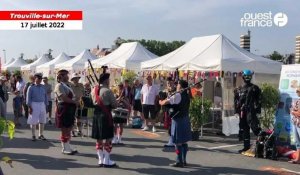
[235,69,262,154]
[159,80,192,167]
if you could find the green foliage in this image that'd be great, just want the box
[124,39,185,56]
[268,51,284,61]
[0,118,15,167]
[122,71,137,86]
[1,70,11,78]
[189,97,212,131]
[13,70,21,76]
[260,83,280,129]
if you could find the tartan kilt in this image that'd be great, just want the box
[91,106,114,140]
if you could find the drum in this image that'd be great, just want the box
[112,108,129,124]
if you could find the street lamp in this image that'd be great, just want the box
[2,49,6,64]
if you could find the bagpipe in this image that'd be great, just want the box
[86,59,108,87]
[160,79,206,101]
[82,59,109,108]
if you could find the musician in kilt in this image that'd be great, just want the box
[161,77,176,147]
[91,72,118,167]
[54,69,79,155]
[112,82,130,144]
[159,80,192,167]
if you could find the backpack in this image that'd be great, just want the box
[132,116,143,128]
[255,130,278,160]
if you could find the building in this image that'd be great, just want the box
[240,30,251,52]
[296,35,300,63]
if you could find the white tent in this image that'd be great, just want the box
[142,34,283,136]
[21,54,51,73]
[3,57,28,71]
[3,58,15,66]
[90,42,157,71]
[36,52,71,77]
[55,49,97,74]
[141,34,281,75]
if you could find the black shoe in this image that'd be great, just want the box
[164,144,175,148]
[183,162,187,166]
[170,162,184,168]
[98,164,103,167]
[32,136,36,141]
[38,135,47,140]
[238,147,250,154]
[103,163,117,168]
[48,120,52,125]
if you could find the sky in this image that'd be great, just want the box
[0,0,299,63]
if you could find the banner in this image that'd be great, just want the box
[274,65,300,147]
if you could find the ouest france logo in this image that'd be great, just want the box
[240,12,288,27]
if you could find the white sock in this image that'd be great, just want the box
[31,125,36,136]
[39,123,44,136]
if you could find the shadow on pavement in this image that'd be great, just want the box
[2,137,56,149]
[1,152,96,170]
[120,166,273,175]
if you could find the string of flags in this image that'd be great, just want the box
[21,68,244,81]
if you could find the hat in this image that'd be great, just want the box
[34,73,43,78]
[57,69,68,75]
[0,76,6,81]
[166,76,173,81]
[99,73,110,84]
[42,77,48,80]
[178,80,188,89]
[71,73,81,81]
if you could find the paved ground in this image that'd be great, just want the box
[1,96,300,175]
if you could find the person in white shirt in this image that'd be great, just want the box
[140,75,159,132]
[15,75,25,96]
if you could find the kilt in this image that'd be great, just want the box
[92,106,114,140]
[171,114,192,144]
[55,103,76,128]
[113,117,127,124]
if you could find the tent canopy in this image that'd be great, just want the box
[37,52,71,76]
[4,58,15,66]
[55,49,97,72]
[3,57,28,71]
[141,34,282,74]
[90,42,157,71]
[21,54,51,72]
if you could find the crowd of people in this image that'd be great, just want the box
[0,70,203,168]
[2,68,299,168]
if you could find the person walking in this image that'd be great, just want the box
[26,73,48,141]
[159,80,192,167]
[42,77,53,124]
[54,69,79,155]
[91,72,118,167]
[141,75,159,132]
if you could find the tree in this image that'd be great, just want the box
[260,83,280,129]
[268,51,284,61]
[123,39,185,56]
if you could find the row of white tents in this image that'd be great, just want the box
[2,42,158,77]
